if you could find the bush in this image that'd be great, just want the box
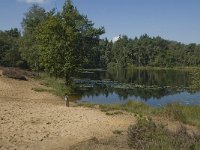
[1,67,37,80]
[159,104,200,127]
[161,105,187,123]
[2,68,27,80]
[128,119,200,150]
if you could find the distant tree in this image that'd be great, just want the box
[99,39,113,68]
[0,28,23,67]
[20,4,47,72]
[110,35,129,68]
[106,34,200,68]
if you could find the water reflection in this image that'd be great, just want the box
[74,68,200,106]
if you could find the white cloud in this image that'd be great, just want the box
[17,0,49,4]
[112,36,120,43]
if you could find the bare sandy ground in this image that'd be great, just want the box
[0,70,136,150]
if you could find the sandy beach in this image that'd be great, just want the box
[0,70,136,150]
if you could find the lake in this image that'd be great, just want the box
[73,68,200,107]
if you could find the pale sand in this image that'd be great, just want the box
[0,70,136,150]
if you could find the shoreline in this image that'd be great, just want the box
[1,68,200,149]
[0,70,136,150]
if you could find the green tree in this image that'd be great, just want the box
[0,28,23,67]
[110,35,129,68]
[36,0,104,84]
[99,39,113,68]
[20,4,47,72]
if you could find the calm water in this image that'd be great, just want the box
[73,69,200,107]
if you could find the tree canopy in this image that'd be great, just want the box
[20,4,47,72]
[0,28,25,67]
[36,0,104,83]
[0,0,200,83]
[99,35,200,69]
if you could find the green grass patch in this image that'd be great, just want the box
[79,101,200,128]
[160,104,200,128]
[100,101,156,116]
[126,65,200,72]
[78,102,96,108]
[38,73,72,97]
[79,101,200,149]
[32,87,53,93]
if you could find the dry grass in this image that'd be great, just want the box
[128,119,200,150]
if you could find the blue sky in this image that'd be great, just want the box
[0,0,200,44]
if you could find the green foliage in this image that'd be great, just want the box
[20,4,47,71]
[31,87,53,93]
[99,101,155,116]
[0,28,25,67]
[36,0,104,83]
[191,71,200,90]
[100,34,200,69]
[39,73,72,97]
[80,101,200,128]
[160,104,200,128]
[78,102,96,108]
[1,1,200,77]
[128,119,200,150]
[110,35,130,68]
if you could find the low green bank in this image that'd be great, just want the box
[160,104,200,128]
[79,101,200,128]
[38,73,72,97]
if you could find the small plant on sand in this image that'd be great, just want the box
[78,102,95,108]
[105,111,123,116]
[113,130,123,135]
[31,87,53,93]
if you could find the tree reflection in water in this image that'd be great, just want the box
[74,68,200,106]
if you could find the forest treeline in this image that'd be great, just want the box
[98,35,200,69]
[1,0,200,83]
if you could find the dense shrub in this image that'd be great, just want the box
[2,68,27,80]
[161,104,187,123]
[128,119,200,150]
[159,104,200,128]
[1,67,37,80]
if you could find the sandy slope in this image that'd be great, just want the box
[0,70,136,150]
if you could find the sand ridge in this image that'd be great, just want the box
[0,71,136,150]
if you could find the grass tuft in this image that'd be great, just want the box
[78,102,95,108]
[159,104,200,128]
[99,101,155,116]
[105,111,123,116]
[39,73,72,97]
[113,130,123,135]
[31,87,53,93]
